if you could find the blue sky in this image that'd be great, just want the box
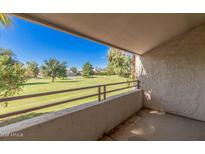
[0,15,109,69]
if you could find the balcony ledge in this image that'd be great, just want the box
[0,89,142,141]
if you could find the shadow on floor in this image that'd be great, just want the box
[128,136,148,141]
[101,109,205,141]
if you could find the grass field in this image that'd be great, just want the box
[0,75,134,125]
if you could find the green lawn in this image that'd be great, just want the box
[0,75,134,126]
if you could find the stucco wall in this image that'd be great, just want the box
[0,90,142,141]
[137,23,205,121]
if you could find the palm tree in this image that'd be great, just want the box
[0,13,11,26]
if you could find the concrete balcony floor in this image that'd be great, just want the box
[101,109,205,141]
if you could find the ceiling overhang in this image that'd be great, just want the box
[13,13,205,55]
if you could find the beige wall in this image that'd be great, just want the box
[0,90,142,141]
[137,23,205,121]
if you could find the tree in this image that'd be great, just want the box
[0,48,27,98]
[41,58,67,82]
[121,56,132,77]
[0,13,11,27]
[70,67,78,74]
[57,61,67,79]
[82,62,93,78]
[106,47,132,77]
[25,61,40,78]
[130,54,136,80]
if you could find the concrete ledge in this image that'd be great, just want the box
[0,90,142,141]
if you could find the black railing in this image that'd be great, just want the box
[0,80,141,119]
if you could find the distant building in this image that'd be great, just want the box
[93,67,105,73]
[67,69,77,77]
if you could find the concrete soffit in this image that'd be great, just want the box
[12,13,205,55]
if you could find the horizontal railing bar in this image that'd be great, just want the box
[104,80,138,86]
[0,93,99,119]
[106,85,136,94]
[0,80,139,103]
[0,85,100,103]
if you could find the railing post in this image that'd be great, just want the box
[137,80,140,89]
[103,85,106,100]
[98,86,101,101]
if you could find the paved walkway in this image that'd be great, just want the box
[101,109,205,141]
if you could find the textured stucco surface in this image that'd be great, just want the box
[0,90,142,141]
[137,23,205,121]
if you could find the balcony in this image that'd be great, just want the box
[1,13,205,141]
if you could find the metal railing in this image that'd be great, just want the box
[0,80,141,119]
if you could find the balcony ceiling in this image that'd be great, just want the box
[14,13,205,55]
